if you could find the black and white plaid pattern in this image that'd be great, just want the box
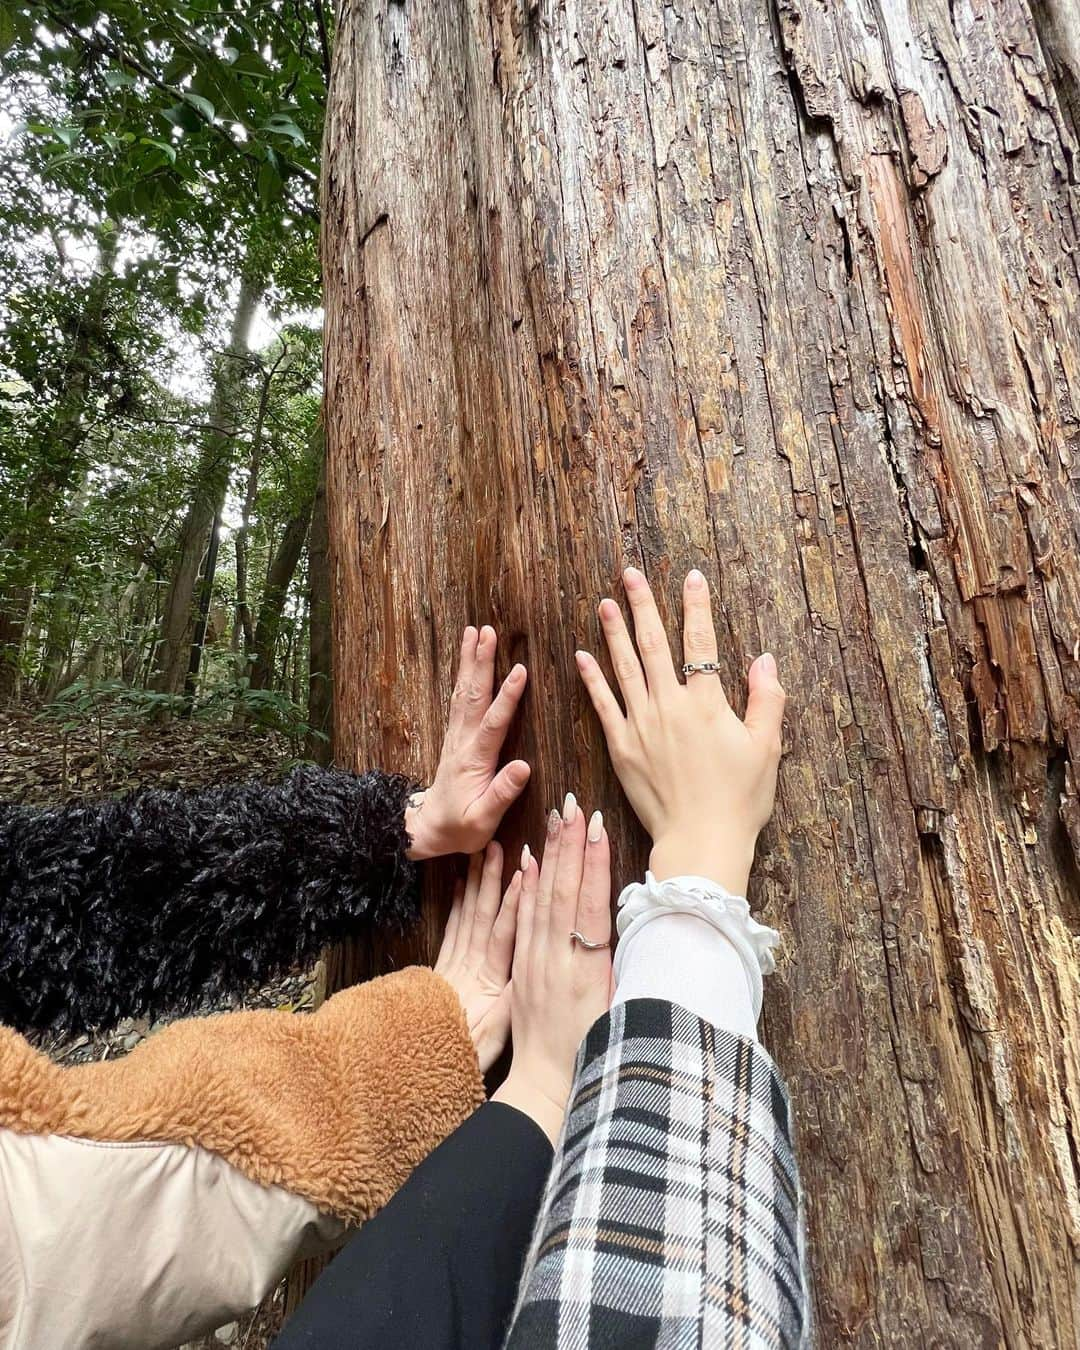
[505,999,808,1349]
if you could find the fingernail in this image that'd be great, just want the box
[598,598,617,620]
[623,566,643,586]
[687,568,705,588]
[520,843,531,871]
[562,791,577,823]
[759,652,777,677]
[510,663,526,680]
[587,809,603,843]
[547,808,562,837]
[575,650,588,667]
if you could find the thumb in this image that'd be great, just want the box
[743,653,786,747]
[475,759,531,826]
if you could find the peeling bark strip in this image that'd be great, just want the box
[319,0,1080,1341]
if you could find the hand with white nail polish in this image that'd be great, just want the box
[575,568,786,896]
[492,797,612,1143]
[406,625,532,860]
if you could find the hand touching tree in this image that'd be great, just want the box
[405,626,531,860]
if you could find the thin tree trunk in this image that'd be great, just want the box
[180,503,223,711]
[314,1,1080,1343]
[248,500,314,693]
[234,342,291,699]
[305,447,333,764]
[151,271,261,698]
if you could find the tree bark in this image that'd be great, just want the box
[305,445,333,764]
[151,271,261,698]
[319,0,1080,1343]
[247,429,323,696]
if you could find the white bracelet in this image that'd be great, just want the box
[613,872,781,1018]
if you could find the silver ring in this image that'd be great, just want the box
[570,930,610,951]
[682,662,721,677]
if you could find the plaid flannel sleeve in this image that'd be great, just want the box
[504,998,809,1349]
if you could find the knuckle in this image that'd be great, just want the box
[685,628,714,656]
[636,628,666,655]
[614,657,641,683]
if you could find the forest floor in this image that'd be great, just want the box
[0,706,314,1349]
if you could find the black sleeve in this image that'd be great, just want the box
[0,765,419,1035]
[272,1102,554,1350]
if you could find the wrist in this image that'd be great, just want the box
[404,790,439,861]
[648,830,757,897]
[492,1064,571,1145]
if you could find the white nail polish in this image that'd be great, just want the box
[520,843,531,871]
[588,810,603,843]
[562,792,577,823]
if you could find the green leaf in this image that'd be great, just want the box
[261,114,306,147]
[0,8,17,55]
[139,137,177,164]
[103,67,136,91]
[258,158,282,207]
[182,93,216,125]
[231,50,271,79]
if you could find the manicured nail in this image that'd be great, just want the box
[687,568,705,588]
[547,808,562,837]
[587,810,603,843]
[562,792,577,823]
[623,566,643,587]
[759,652,777,677]
[520,843,531,871]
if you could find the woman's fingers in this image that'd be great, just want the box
[531,810,563,958]
[513,847,538,983]
[473,664,527,763]
[447,626,480,732]
[681,570,725,703]
[463,625,497,725]
[574,812,612,947]
[467,841,504,960]
[472,759,532,835]
[455,850,483,958]
[574,649,626,745]
[551,794,586,931]
[743,652,786,752]
[486,867,521,985]
[598,597,647,715]
[622,567,678,695]
[434,877,465,973]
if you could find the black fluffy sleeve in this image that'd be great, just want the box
[0,766,420,1035]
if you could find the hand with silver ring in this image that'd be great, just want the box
[492,794,612,1143]
[575,567,786,897]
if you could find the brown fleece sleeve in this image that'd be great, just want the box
[0,967,484,1223]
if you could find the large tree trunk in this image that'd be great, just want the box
[318,0,1080,1342]
[151,271,261,698]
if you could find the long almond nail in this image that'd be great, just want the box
[588,810,603,843]
[520,843,531,871]
[562,792,577,823]
[547,808,562,837]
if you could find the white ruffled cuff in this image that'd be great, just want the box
[613,872,781,1018]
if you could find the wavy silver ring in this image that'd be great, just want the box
[570,930,610,950]
[682,661,721,677]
